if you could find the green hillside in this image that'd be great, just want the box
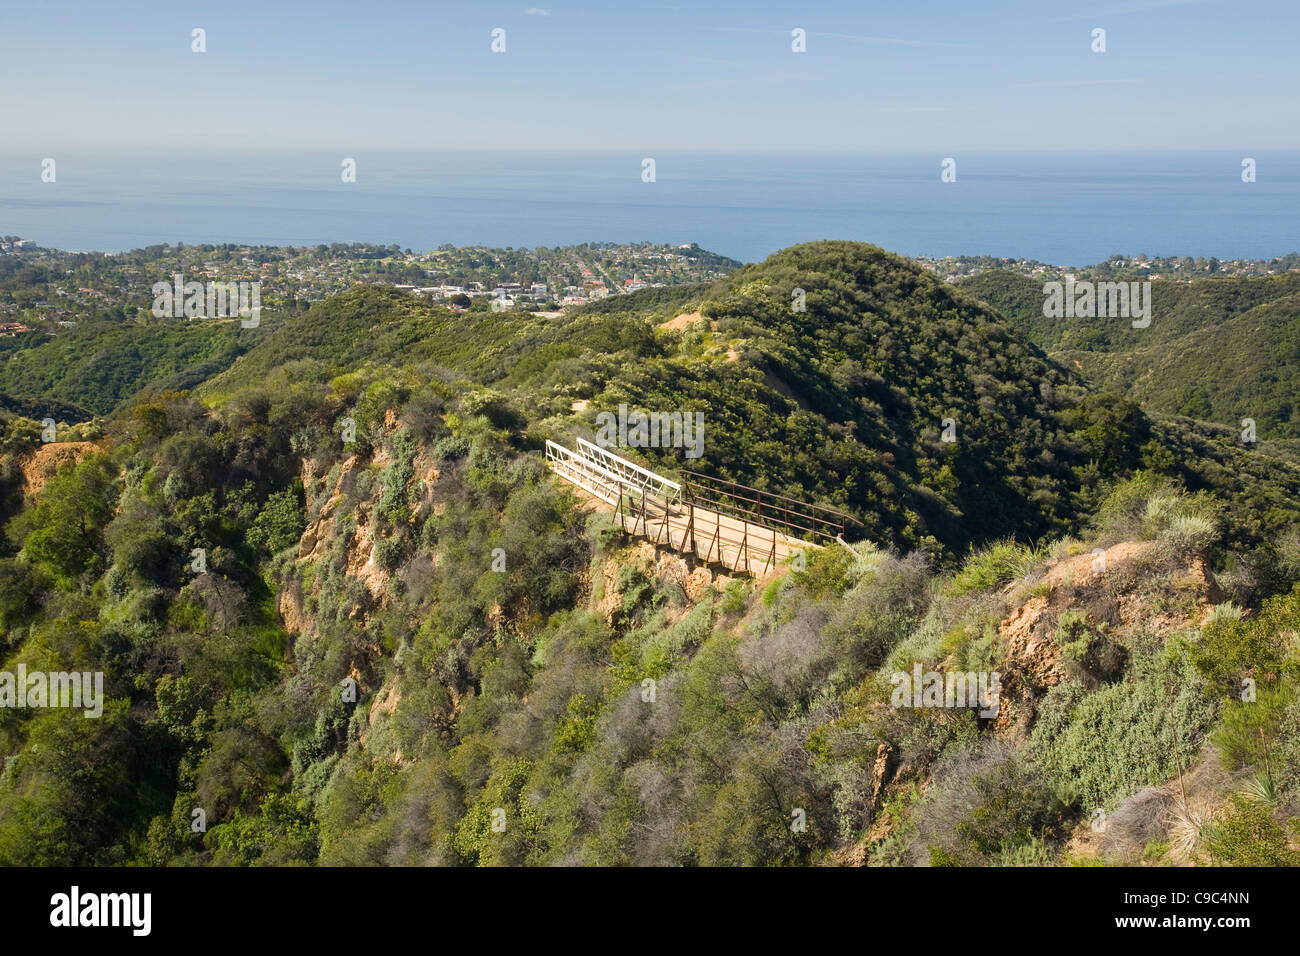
[0,319,257,418]
[3,241,1300,867]
[193,243,1134,557]
[960,271,1300,440]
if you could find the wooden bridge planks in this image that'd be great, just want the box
[546,439,817,576]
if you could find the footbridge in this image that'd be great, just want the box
[545,438,860,576]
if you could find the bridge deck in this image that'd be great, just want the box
[546,440,817,575]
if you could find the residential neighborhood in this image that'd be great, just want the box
[0,239,741,333]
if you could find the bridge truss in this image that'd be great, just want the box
[545,439,860,576]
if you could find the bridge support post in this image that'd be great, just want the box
[688,498,696,558]
[615,481,626,535]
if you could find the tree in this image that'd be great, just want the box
[246,485,306,556]
[7,455,117,587]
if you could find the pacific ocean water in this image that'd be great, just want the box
[0,150,1295,265]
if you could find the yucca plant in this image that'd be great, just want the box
[1204,601,1244,626]
[1141,495,1179,536]
[1242,770,1279,808]
[1163,513,1217,557]
[1168,798,1215,864]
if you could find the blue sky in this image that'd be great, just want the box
[2,0,1296,152]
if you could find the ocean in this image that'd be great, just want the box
[0,150,1295,265]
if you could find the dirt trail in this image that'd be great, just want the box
[658,311,707,330]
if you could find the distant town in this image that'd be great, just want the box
[915,251,1300,284]
[0,239,741,335]
[3,236,1299,340]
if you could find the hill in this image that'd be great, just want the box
[201,241,1260,560]
[960,270,1300,442]
[0,319,256,418]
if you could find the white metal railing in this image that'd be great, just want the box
[546,438,682,510]
[546,440,624,506]
[575,437,682,508]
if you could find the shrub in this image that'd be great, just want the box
[797,544,856,598]
[433,433,470,462]
[1030,651,1216,810]
[1098,786,1175,862]
[247,485,306,556]
[1211,682,1293,773]
[1205,794,1300,866]
[373,534,405,572]
[915,740,1073,866]
[1190,583,1300,698]
[1054,610,1127,685]
[1274,698,1300,802]
[826,551,931,676]
[1089,471,1168,541]
[949,539,1036,596]
[718,578,748,615]
[1160,513,1217,558]
[1142,494,1179,534]
[207,794,320,865]
[1204,601,1244,626]
[8,454,117,586]
[377,431,415,524]
[552,694,600,756]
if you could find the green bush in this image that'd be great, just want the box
[247,485,306,556]
[1190,584,1300,698]
[1030,650,1216,810]
[1205,794,1300,866]
[918,743,1074,866]
[1213,682,1294,774]
[373,533,405,572]
[949,539,1036,596]
[7,455,118,587]
[1054,610,1127,684]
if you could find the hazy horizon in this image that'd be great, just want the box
[3,149,1296,263]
